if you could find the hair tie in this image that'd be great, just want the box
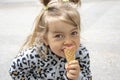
[44,5,48,10]
[63,0,69,2]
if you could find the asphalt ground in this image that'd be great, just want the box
[0,0,120,80]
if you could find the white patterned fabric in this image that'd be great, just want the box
[9,44,92,80]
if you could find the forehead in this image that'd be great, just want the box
[48,20,78,32]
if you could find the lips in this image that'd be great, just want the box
[63,46,75,50]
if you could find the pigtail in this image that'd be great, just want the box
[19,0,51,51]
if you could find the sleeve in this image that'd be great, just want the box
[9,47,39,80]
[76,44,92,80]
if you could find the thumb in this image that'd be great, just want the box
[65,63,69,71]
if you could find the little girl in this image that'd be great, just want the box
[9,0,92,80]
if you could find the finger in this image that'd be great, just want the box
[68,64,80,76]
[65,63,68,68]
[67,71,77,80]
[69,60,79,65]
[65,63,70,71]
[68,69,77,75]
[68,64,80,70]
[69,64,80,69]
[69,60,80,68]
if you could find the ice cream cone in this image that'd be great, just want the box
[64,47,75,62]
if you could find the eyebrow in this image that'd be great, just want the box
[50,26,78,34]
[51,31,63,34]
[72,27,78,31]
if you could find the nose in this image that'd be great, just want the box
[63,36,73,47]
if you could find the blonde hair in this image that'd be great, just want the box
[20,0,81,55]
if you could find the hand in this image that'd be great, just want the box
[65,60,80,80]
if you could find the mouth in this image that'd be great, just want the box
[63,46,75,50]
[61,46,76,53]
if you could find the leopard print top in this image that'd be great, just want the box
[9,44,92,80]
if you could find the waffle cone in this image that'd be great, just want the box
[64,48,75,62]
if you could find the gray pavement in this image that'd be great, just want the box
[0,0,120,80]
[80,1,120,80]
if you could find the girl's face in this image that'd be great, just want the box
[46,20,80,58]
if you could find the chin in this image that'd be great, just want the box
[57,53,65,58]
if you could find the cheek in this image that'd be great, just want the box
[50,46,57,52]
[49,42,64,57]
[49,43,60,53]
[76,38,80,49]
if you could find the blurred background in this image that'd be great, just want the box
[0,0,120,80]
